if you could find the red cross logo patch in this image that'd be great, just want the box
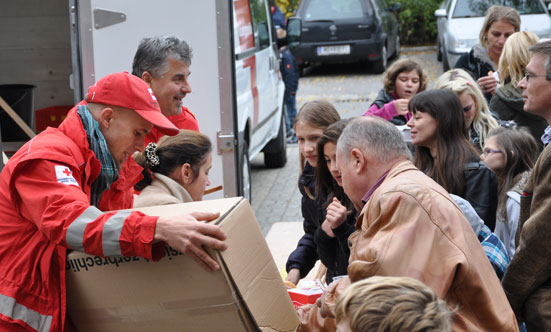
[54,165,79,187]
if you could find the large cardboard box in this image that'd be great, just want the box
[66,197,300,332]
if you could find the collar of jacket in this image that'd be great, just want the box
[472,43,497,70]
[152,172,194,202]
[355,159,416,229]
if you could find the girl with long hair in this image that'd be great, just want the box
[314,119,356,283]
[481,127,538,257]
[407,89,498,230]
[434,68,499,150]
[285,100,341,286]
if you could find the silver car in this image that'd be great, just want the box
[435,0,551,70]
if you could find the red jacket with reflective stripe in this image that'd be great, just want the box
[0,107,164,332]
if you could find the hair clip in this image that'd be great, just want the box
[145,142,160,167]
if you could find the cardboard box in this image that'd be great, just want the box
[66,197,300,332]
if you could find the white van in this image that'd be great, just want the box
[0,0,287,201]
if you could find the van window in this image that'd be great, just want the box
[303,0,371,20]
[249,0,271,49]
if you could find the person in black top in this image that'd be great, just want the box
[285,100,341,286]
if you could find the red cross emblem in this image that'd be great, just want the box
[63,168,72,176]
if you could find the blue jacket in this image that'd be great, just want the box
[280,47,299,93]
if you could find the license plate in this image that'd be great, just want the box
[317,45,350,56]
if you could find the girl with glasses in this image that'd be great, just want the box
[481,127,538,257]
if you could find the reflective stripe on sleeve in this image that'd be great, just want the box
[66,206,103,252]
[101,210,131,256]
[0,293,52,332]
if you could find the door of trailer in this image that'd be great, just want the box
[69,0,239,199]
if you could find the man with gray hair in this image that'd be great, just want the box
[502,40,551,331]
[132,36,198,144]
[297,117,518,332]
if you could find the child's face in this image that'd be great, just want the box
[324,142,342,185]
[296,121,325,167]
[395,70,420,99]
[480,135,506,172]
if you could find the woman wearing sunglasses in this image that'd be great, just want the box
[434,68,499,152]
[481,127,538,258]
[407,89,499,231]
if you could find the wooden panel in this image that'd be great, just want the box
[0,16,71,50]
[0,0,69,18]
[0,49,72,83]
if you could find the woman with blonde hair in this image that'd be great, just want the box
[455,5,520,101]
[434,68,499,150]
[134,130,212,206]
[490,31,547,150]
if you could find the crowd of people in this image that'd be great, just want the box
[284,5,551,332]
[1,3,551,332]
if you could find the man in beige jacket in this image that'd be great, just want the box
[297,117,518,332]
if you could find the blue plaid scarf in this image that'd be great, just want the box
[77,105,119,206]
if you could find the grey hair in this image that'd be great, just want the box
[529,40,551,81]
[132,36,193,78]
[337,117,411,163]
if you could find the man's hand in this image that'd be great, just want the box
[393,99,410,116]
[154,211,227,272]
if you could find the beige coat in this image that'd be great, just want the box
[298,160,518,332]
[134,173,193,207]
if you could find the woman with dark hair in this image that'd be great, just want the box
[407,89,498,230]
[134,130,212,206]
[314,119,356,283]
[481,127,538,257]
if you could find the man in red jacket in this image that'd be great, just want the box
[132,36,199,145]
[0,72,227,332]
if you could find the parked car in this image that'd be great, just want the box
[435,0,551,70]
[288,0,401,74]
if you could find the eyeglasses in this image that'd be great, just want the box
[524,72,549,82]
[481,148,502,157]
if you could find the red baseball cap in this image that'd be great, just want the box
[86,72,179,136]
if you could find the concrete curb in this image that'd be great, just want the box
[402,45,437,52]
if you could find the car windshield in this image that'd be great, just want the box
[453,0,546,17]
[303,0,367,20]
